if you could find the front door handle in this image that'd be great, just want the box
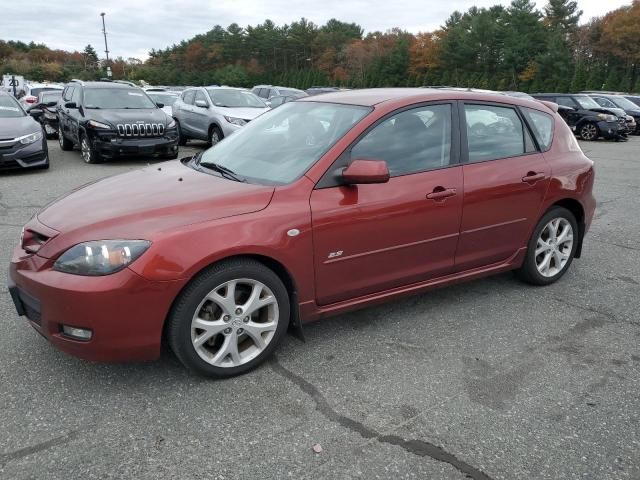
[426,187,457,201]
[522,172,546,184]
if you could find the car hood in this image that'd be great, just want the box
[0,115,40,138]
[587,107,620,117]
[36,160,275,257]
[216,106,269,121]
[85,108,171,127]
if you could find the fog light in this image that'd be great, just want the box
[62,325,93,341]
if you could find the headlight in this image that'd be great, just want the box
[167,119,176,129]
[597,113,617,122]
[18,131,43,145]
[224,116,247,127]
[53,240,151,276]
[87,120,111,129]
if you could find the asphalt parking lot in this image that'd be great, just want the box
[1,137,639,480]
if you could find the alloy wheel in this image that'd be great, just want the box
[81,137,92,163]
[580,123,597,140]
[190,278,279,368]
[535,218,574,278]
[210,129,220,145]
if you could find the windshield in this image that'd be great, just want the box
[574,96,601,110]
[610,96,639,110]
[83,88,157,109]
[206,89,266,108]
[199,101,371,185]
[148,93,178,106]
[0,95,24,118]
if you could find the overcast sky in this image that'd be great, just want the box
[1,0,632,60]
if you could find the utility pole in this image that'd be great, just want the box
[100,12,111,77]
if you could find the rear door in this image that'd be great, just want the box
[455,102,550,271]
[68,86,83,143]
[310,102,464,305]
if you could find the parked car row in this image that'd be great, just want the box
[532,92,640,141]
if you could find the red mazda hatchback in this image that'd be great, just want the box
[9,89,595,377]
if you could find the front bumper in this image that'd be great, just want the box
[9,246,185,362]
[88,129,179,159]
[0,138,48,170]
[596,121,621,139]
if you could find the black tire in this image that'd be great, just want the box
[163,152,179,160]
[208,125,223,146]
[58,125,73,151]
[176,120,187,146]
[79,133,101,164]
[578,122,599,141]
[167,259,290,378]
[516,206,579,286]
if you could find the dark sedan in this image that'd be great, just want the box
[0,91,49,171]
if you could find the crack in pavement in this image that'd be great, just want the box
[270,355,493,480]
[0,430,79,467]
[590,238,640,252]
[551,296,640,328]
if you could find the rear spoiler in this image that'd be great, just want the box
[538,100,559,113]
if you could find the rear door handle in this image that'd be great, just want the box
[522,172,546,184]
[426,187,457,201]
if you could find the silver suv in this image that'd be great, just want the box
[251,85,307,103]
[172,87,269,145]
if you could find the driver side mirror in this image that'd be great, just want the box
[45,101,57,107]
[195,100,208,108]
[64,102,77,109]
[29,109,43,118]
[342,159,390,185]
[156,102,164,108]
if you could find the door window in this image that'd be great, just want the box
[554,97,578,109]
[593,97,617,109]
[464,104,532,162]
[63,86,74,102]
[71,87,82,105]
[195,90,208,106]
[350,104,452,177]
[182,90,195,105]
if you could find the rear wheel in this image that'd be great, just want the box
[516,207,578,286]
[167,259,290,378]
[58,125,73,151]
[579,122,598,141]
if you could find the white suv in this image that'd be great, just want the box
[172,87,269,145]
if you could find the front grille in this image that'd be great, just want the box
[116,123,165,137]
[0,159,20,169]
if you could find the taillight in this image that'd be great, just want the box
[25,96,37,104]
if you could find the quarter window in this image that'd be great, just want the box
[464,104,531,162]
[522,108,554,151]
[350,104,452,177]
[71,87,82,105]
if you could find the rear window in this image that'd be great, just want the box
[522,108,554,151]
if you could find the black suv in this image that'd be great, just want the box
[57,81,179,163]
[532,93,624,141]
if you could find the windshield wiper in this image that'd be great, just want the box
[198,159,246,182]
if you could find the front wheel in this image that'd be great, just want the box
[80,134,101,164]
[516,207,578,286]
[209,125,223,146]
[579,123,598,141]
[167,259,290,378]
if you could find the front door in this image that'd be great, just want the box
[311,103,463,305]
[455,102,550,271]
